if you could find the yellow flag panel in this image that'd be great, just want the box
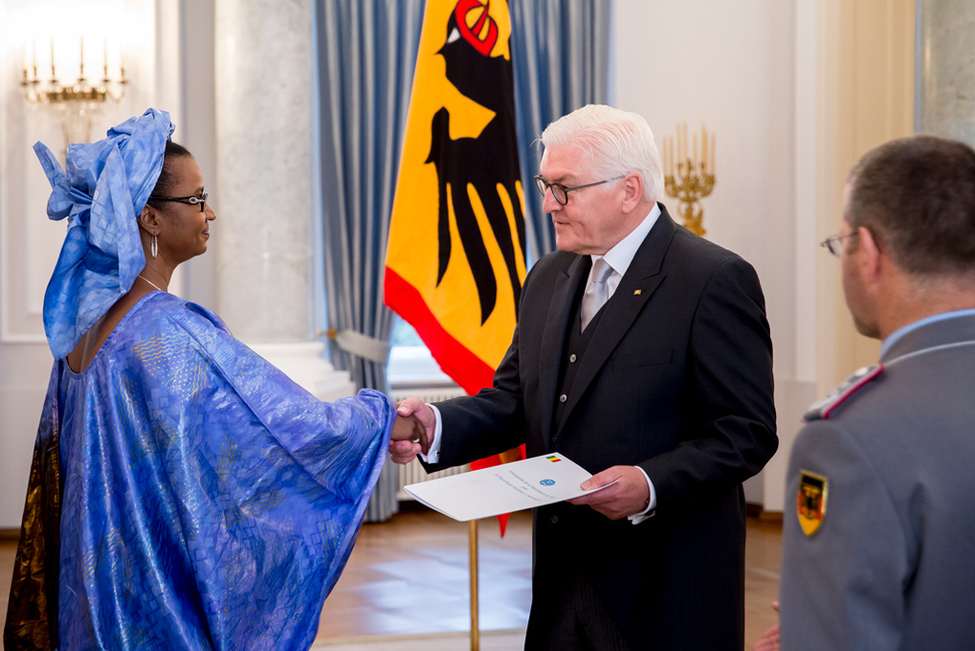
[385,0,526,395]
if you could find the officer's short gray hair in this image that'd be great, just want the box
[541,104,664,204]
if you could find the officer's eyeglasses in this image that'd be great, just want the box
[820,232,859,257]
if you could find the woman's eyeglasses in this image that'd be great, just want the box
[148,190,208,213]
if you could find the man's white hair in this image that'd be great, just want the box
[540,104,664,203]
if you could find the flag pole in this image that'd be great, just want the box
[469,519,480,651]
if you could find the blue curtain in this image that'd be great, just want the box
[510,0,612,261]
[316,0,426,521]
[315,0,610,521]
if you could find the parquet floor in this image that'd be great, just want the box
[0,504,782,650]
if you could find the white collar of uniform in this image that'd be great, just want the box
[590,202,661,279]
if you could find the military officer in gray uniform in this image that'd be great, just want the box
[755,134,975,651]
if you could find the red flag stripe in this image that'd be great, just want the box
[384,267,496,397]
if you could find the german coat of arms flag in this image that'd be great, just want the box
[384,0,527,534]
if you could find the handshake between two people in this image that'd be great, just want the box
[389,397,435,463]
[386,398,651,521]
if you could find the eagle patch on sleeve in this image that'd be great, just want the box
[797,470,828,536]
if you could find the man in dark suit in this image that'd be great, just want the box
[755,136,975,651]
[393,104,777,650]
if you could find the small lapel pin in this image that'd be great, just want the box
[633,289,642,295]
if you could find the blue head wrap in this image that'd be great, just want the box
[35,108,174,359]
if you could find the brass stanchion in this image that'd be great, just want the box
[469,519,480,651]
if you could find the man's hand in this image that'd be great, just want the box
[388,398,437,464]
[391,412,428,455]
[568,465,650,520]
[753,602,779,651]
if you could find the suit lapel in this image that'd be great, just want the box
[539,254,590,450]
[556,207,678,438]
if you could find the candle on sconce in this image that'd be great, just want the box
[679,122,685,167]
[677,125,682,166]
[80,36,85,77]
[700,124,707,171]
[660,136,670,176]
[683,122,689,166]
[663,138,672,176]
[50,38,56,79]
[103,39,108,77]
[711,133,716,175]
[677,123,684,167]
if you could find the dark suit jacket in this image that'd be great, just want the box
[429,207,777,650]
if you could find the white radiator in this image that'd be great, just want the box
[391,385,470,500]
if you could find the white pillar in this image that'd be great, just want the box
[214,0,353,401]
[916,0,975,143]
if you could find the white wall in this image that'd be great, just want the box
[612,0,811,510]
[613,0,797,377]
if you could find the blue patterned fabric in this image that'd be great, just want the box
[35,108,173,360]
[48,292,394,650]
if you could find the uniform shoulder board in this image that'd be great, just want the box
[803,364,884,422]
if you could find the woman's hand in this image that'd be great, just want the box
[390,412,429,456]
[753,602,780,651]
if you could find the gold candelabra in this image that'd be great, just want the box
[662,123,715,237]
[21,37,127,144]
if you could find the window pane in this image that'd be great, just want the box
[390,315,424,348]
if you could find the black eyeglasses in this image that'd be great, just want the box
[534,175,625,206]
[820,232,859,257]
[148,190,208,213]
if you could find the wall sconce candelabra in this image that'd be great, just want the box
[663,123,715,237]
[21,37,127,144]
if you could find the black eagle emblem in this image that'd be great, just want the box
[427,0,526,325]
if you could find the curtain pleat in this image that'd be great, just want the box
[316,0,425,522]
[509,0,611,262]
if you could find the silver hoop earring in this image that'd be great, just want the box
[151,235,158,259]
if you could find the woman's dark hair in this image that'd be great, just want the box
[147,141,193,199]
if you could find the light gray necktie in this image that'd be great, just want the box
[581,258,614,332]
